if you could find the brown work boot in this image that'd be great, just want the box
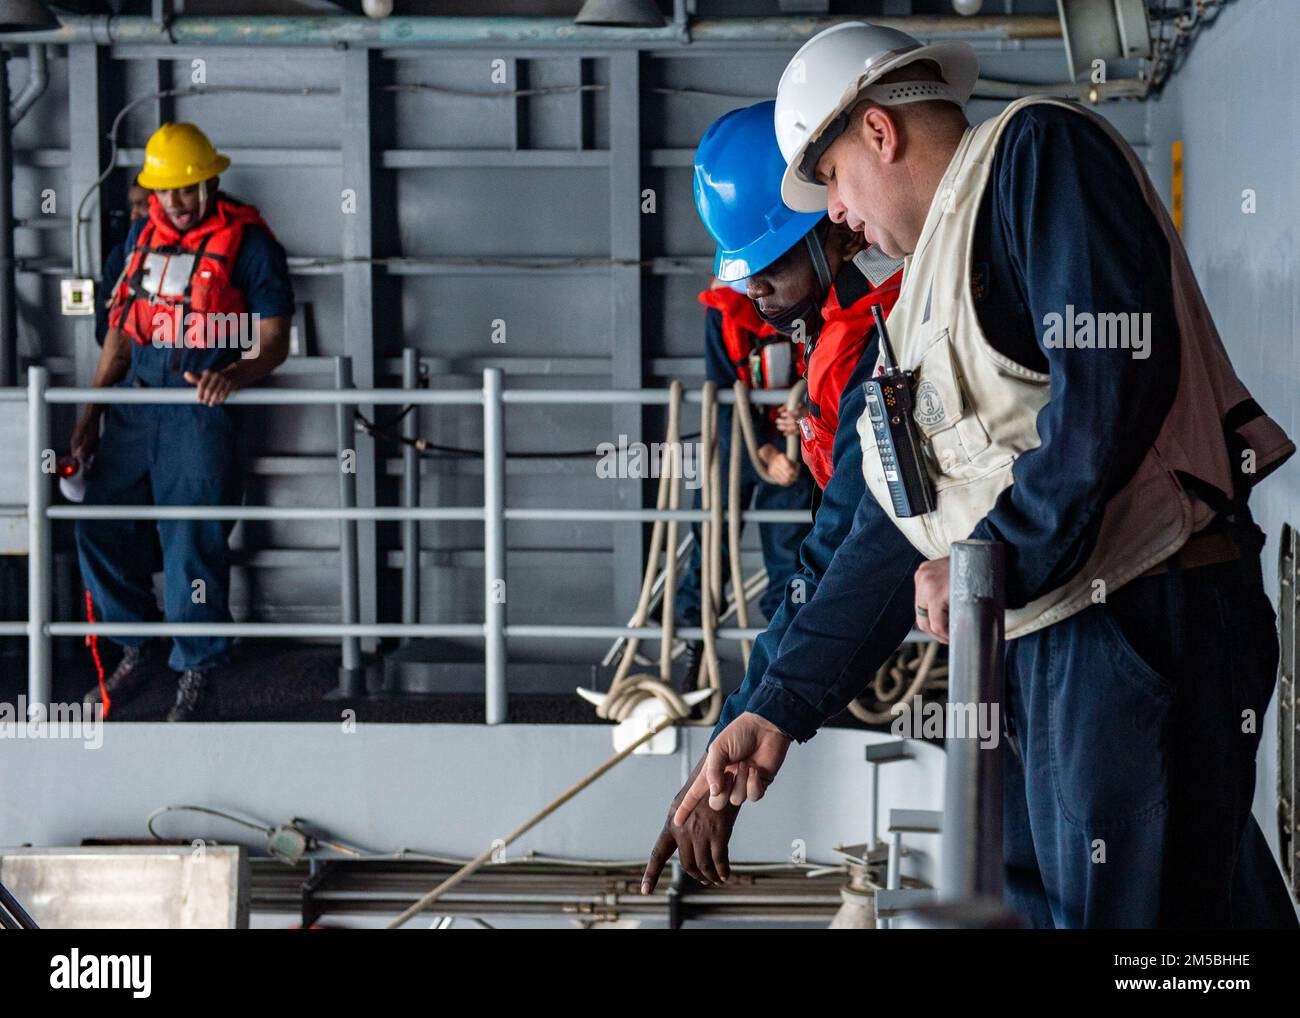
[83,641,164,709]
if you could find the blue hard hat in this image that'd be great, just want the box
[693,100,826,282]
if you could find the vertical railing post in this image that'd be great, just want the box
[401,349,419,644]
[332,356,363,697]
[0,50,17,389]
[939,540,1006,903]
[482,368,506,725]
[26,366,50,712]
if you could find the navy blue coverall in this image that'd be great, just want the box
[674,304,814,626]
[76,219,294,674]
[711,105,1297,928]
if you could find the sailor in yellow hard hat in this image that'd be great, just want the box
[73,122,295,721]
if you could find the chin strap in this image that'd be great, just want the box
[803,221,835,305]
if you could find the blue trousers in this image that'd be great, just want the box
[674,437,813,626]
[76,379,244,673]
[1002,519,1298,928]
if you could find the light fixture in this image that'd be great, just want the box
[0,0,59,33]
[574,0,666,28]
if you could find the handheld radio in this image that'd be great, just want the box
[863,304,936,518]
[57,454,91,503]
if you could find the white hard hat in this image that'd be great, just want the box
[775,22,980,212]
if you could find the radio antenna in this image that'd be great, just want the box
[871,303,898,370]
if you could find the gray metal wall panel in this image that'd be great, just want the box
[393,168,611,257]
[397,272,610,348]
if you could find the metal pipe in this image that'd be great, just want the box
[939,539,1006,903]
[506,508,810,523]
[400,349,419,642]
[43,387,482,406]
[972,75,1148,102]
[504,388,794,405]
[0,14,1062,48]
[48,505,811,524]
[43,622,932,643]
[49,506,484,521]
[672,0,690,42]
[334,357,363,691]
[883,830,903,930]
[40,386,791,406]
[0,51,15,388]
[482,368,506,725]
[868,763,880,850]
[51,622,488,639]
[26,366,49,711]
[10,44,48,125]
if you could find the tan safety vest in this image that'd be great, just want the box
[856,96,1293,638]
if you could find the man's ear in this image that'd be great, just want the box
[858,105,901,163]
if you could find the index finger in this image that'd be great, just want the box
[641,828,677,895]
[671,768,711,828]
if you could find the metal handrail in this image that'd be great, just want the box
[15,365,812,723]
[47,507,808,522]
[0,385,795,405]
[937,540,1007,915]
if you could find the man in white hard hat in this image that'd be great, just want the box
[670,23,1297,928]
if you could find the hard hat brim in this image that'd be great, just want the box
[783,39,980,195]
[713,204,825,281]
[781,164,829,214]
[137,153,231,191]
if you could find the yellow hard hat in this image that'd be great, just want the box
[136,122,230,190]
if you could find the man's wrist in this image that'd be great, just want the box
[744,710,791,740]
[746,681,821,744]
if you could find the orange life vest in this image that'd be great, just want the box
[799,267,904,488]
[108,192,271,348]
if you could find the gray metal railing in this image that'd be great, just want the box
[936,539,1008,921]
[7,364,812,723]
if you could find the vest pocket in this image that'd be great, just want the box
[912,329,991,481]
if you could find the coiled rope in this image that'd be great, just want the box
[595,382,719,725]
[597,377,811,725]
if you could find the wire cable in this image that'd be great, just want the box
[146,804,274,842]
[356,406,699,460]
